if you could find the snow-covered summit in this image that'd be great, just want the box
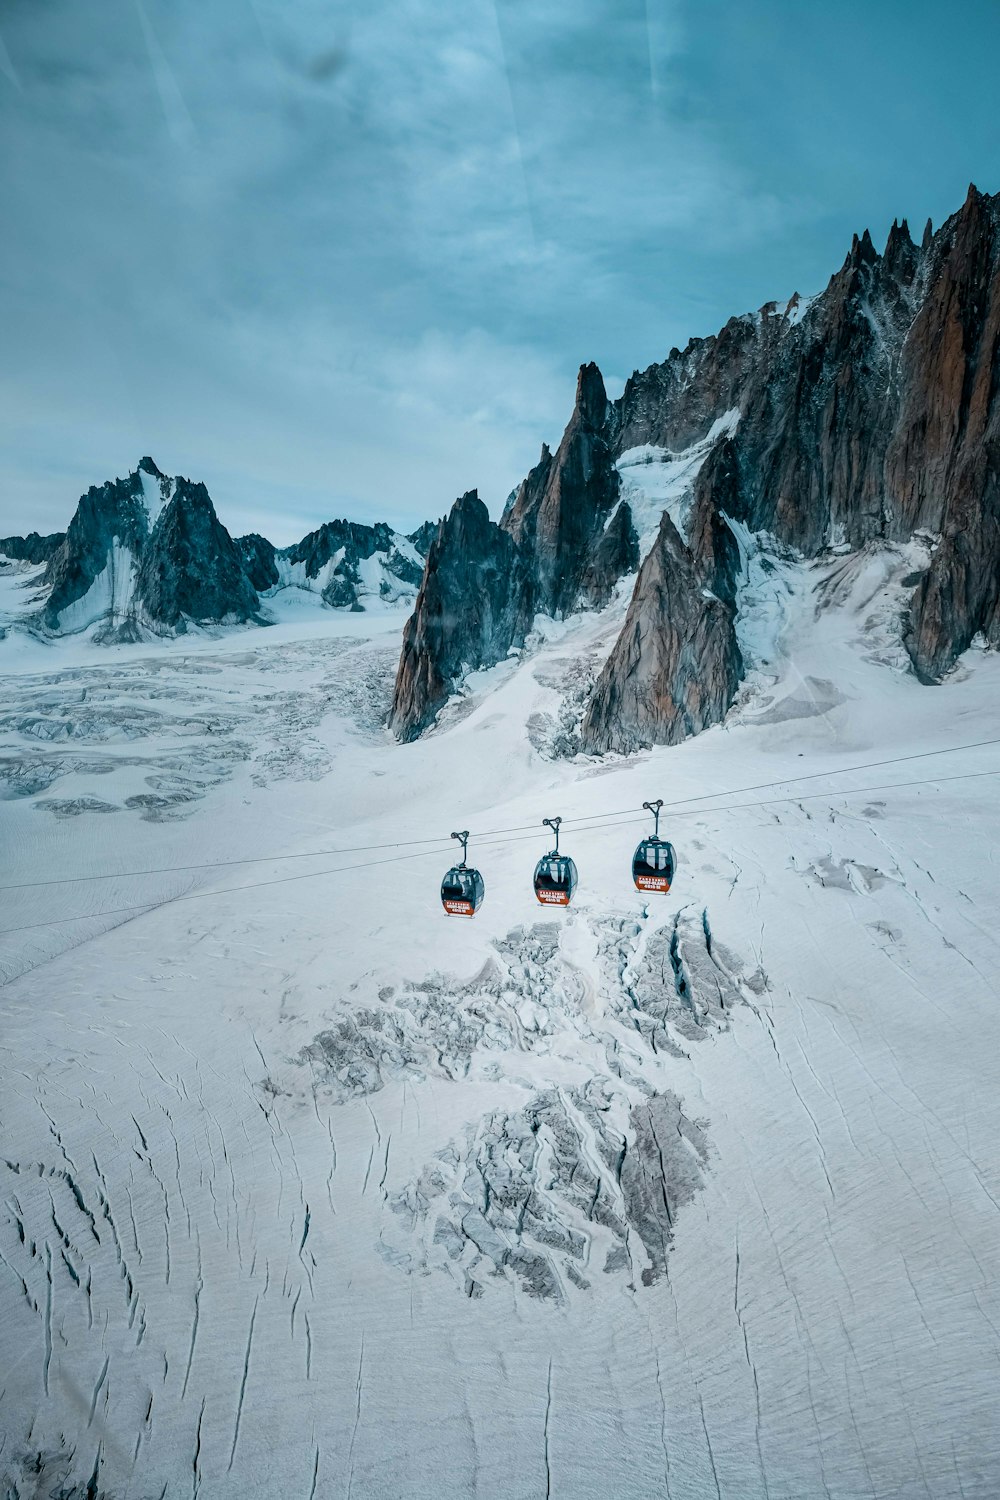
[1,461,435,646]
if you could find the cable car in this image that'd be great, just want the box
[632,799,676,894]
[533,816,578,907]
[441,830,485,917]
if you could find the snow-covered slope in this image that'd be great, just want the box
[617,408,740,556]
[2,550,1000,1497]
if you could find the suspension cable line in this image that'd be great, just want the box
[2,766,998,940]
[2,736,999,895]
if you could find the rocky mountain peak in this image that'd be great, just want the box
[390,182,1000,750]
[579,510,742,754]
[574,361,609,430]
[137,456,166,479]
[844,226,879,272]
[136,479,260,633]
[389,489,529,742]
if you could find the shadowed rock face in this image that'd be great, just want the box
[580,500,639,609]
[390,368,637,737]
[40,458,261,638]
[136,481,261,631]
[236,533,279,593]
[0,532,65,565]
[580,512,743,755]
[389,491,530,742]
[505,362,622,616]
[892,188,1000,679]
[392,183,1000,746]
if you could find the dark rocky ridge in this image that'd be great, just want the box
[28,460,435,640]
[282,518,425,610]
[391,183,1000,749]
[137,480,261,632]
[392,491,529,741]
[236,532,279,592]
[0,531,65,565]
[40,458,261,640]
[390,365,635,740]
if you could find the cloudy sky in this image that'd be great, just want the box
[2,0,998,542]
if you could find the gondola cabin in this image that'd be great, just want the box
[441,864,485,916]
[441,829,485,917]
[632,837,675,893]
[633,797,676,894]
[533,853,578,906]
[533,816,577,907]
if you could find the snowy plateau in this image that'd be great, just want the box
[2,442,1000,1500]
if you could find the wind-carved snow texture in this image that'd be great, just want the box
[301,912,760,1301]
[0,637,398,818]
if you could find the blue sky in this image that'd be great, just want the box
[1,0,998,542]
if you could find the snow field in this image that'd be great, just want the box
[2,500,1000,1494]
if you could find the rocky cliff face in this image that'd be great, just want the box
[236,533,279,593]
[391,491,529,742]
[136,481,261,632]
[0,532,65,565]
[580,512,742,754]
[391,183,1000,748]
[505,363,622,616]
[889,188,1000,679]
[39,457,261,640]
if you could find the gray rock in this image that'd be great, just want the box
[135,479,261,631]
[580,511,742,753]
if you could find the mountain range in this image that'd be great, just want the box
[5,182,998,757]
[1,458,431,641]
[390,183,1000,750]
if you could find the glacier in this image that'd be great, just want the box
[2,464,1000,1497]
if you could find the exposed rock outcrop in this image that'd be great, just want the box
[891,186,1000,678]
[42,458,166,632]
[0,532,65,565]
[580,512,742,754]
[390,491,529,741]
[505,363,622,616]
[136,480,261,632]
[392,182,1000,747]
[580,500,639,609]
[38,458,261,640]
[236,532,279,592]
